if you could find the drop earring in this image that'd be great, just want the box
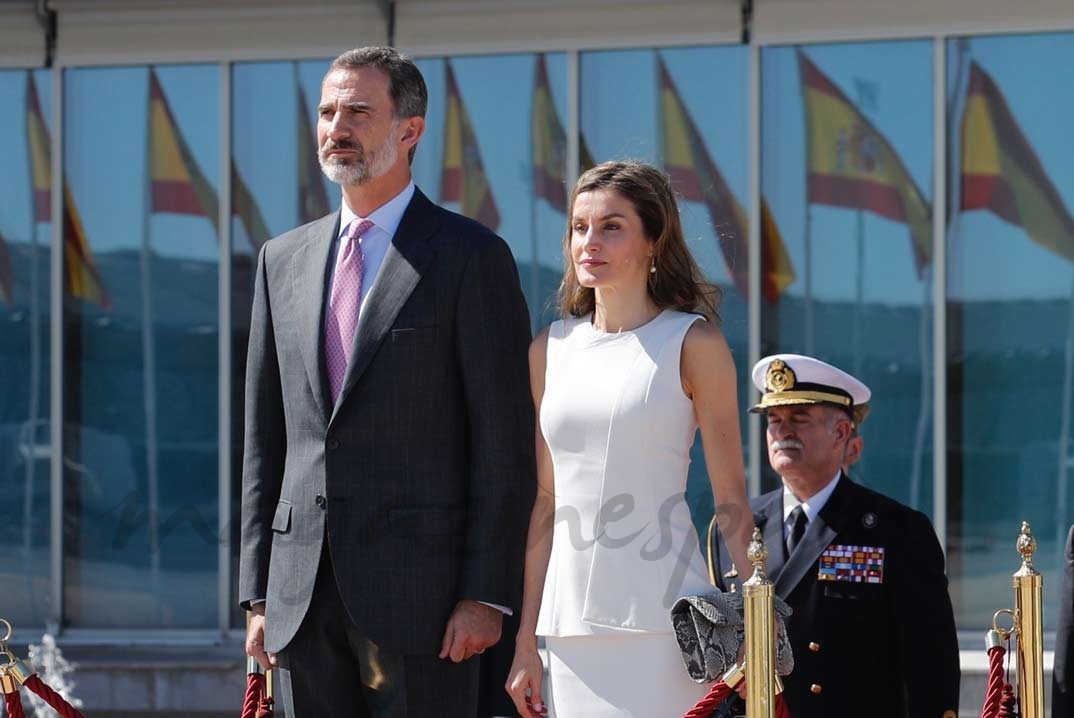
[649,255,656,274]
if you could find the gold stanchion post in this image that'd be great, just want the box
[1014,521,1044,718]
[743,527,776,718]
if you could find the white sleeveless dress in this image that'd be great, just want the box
[536,310,712,717]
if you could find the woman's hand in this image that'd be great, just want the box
[506,639,548,718]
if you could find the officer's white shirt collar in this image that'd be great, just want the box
[782,470,841,526]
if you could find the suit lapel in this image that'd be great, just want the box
[329,190,437,425]
[775,473,853,597]
[290,212,341,421]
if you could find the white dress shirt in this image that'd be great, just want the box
[330,181,416,311]
[781,471,841,542]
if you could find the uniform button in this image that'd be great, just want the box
[810,683,823,695]
[315,494,326,508]
[326,438,339,450]
[808,642,821,653]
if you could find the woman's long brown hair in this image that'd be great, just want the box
[557,160,722,322]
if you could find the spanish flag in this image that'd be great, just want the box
[232,160,272,250]
[530,54,597,209]
[799,51,931,272]
[659,57,794,301]
[532,54,568,210]
[26,72,110,308]
[960,61,1074,262]
[0,232,13,306]
[149,68,218,221]
[297,77,330,224]
[440,61,500,231]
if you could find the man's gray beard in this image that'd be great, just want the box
[319,131,399,187]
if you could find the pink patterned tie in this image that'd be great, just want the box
[325,218,374,404]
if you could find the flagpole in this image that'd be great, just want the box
[1057,272,1074,552]
[851,81,876,381]
[942,39,969,553]
[143,68,162,621]
[528,56,541,329]
[23,72,43,600]
[853,209,865,378]
[25,210,42,592]
[797,52,815,355]
[803,208,814,355]
[909,267,932,509]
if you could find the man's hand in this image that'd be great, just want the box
[246,603,278,671]
[438,600,503,663]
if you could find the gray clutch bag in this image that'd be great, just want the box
[671,591,794,682]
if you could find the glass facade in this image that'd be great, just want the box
[946,33,1074,630]
[760,41,936,512]
[0,69,53,627]
[3,32,1070,636]
[580,46,751,535]
[62,65,221,628]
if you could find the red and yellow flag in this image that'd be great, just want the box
[27,72,110,308]
[532,54,569,210]
[149,69,218,221]
[531,54,597,209]
[232,160,272,251]
[297,77,330,224]
[440,61,500,231]
[0,231,13,306]
[659,58,794,301]
[961,61,1074,262]
[799,51,931,272]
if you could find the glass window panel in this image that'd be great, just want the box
[761,41,935,516]
[229,57,331,627]
[580,46,750,538]
[0,68,53,627]
[63,64,220,628]
[412,53,569,328]
[946,33,1074,630]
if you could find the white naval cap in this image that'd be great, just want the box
[749,353,872,425]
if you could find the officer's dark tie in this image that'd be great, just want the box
[786,505,807,558]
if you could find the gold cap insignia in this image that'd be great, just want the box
[766,359,796,393]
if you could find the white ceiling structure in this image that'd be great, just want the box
[2,0,1073,68]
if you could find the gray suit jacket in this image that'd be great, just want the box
[238,188,536,656]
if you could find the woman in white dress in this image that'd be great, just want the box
[506,161,757,717]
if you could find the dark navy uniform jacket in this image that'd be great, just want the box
[709,473,960,718]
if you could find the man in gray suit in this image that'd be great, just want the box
[240,47,535,717]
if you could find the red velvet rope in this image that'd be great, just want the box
[979,644,1015,718]
[4,689,26,718]
[242,671,274,718]
[21,675,85,718]
[681,679,791,718]
[682,678,734,718]
[979,645,1005,718]
[242,673,266,718]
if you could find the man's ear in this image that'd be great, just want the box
[843,434,863,468]
[398,116,425,150]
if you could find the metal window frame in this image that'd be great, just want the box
[20,7,1074,642]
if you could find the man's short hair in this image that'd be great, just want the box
[329,47,428,121]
